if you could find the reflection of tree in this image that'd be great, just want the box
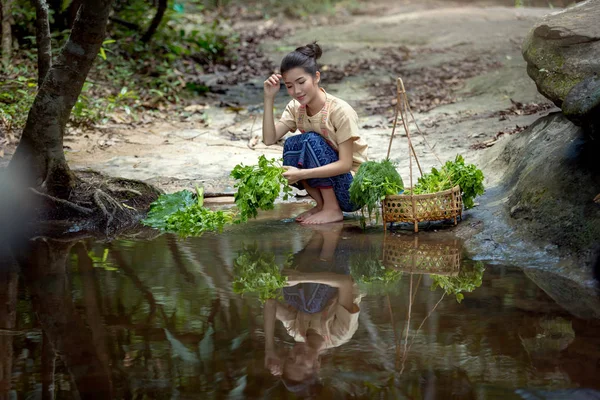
[13,239,113,399]
[0,266,18,397]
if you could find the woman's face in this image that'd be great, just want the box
[283,343,319,381]
[282,67,320,106]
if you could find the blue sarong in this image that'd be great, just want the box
[283,235,352,314]
[282,132,359,213]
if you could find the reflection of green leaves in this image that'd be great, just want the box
[430,261,485,303]
[88,248,117,271]
[232,244,287,303]
[231,156,292,223]
[350,248,402,295]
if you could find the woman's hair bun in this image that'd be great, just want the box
[295,42,322,60]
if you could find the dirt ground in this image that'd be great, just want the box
[53,1,558,196]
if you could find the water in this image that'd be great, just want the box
[1,207,599,399]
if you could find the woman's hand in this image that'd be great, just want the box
[282,166,305,185]
[264,73,282,99]
[283,269,303,287]
[265,349,282,376]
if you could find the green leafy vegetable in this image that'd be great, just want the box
[163,204,233,238]
[443,155,485,209]
[430,261,485,303]
[143,189,196,230]
[349,160,404,227]
[232,244,288,303]
[230,156,292,222]
[143,187,234,238]
[410,155,484,209]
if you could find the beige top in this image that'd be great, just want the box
[279,89,368,173]
[277,284,363,349]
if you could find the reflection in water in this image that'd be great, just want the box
[1,216,599,399]
[261,224,361,397]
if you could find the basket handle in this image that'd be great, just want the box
[386,78,423,181]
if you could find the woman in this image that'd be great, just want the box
[262,42,368,224]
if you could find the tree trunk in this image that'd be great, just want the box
[141,0,167,43]
[8,0,114,199]
[1,0,14,69]
[32,0,52,87]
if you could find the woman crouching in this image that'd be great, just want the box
[262,42,368,224]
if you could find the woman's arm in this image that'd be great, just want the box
[263,299,283,375]
[282,139,354,184]
[262,74,291,146]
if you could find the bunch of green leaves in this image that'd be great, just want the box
[349,160,404,227]
[143,189,196,230]
[232,244,288,303]
[142,187,234,237]
[443,155,485,209]
[350,247,403,295]
[409,155,484,209]
[430,261,485,303]
[230,155,292,222]
[164,203,234,238]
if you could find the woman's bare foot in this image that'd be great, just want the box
[295,205,322,222]
[302,208,343,225]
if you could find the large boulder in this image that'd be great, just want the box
[522,1,600,125]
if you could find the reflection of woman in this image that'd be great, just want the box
[262,225,362,394]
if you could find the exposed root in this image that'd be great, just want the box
[93,189,125,232]
[107,187,143,197]
[25,169,162,238]
[29,187,94,215]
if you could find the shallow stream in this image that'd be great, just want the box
[1,205,599,399]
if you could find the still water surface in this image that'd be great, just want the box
[1,206,599,399]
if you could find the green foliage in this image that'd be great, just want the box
[350,247,403,295]
[71,83,140,127]
[232,244,288,302]
[143,189,196,230]
[410,155,484,209]
[142,187,234,237]
[349,160,404,227]
[230,156,292,222]
[430,261,485,303]
[88,248,117,271]
[0,75,37,131]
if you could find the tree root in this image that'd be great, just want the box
[107,187,143,197]
[30,187,94,215]
[93,189,125,233]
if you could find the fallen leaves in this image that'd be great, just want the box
[492,99,556,120]
[470,125,528,149]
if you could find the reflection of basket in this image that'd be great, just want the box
[383,185,463,229]
[382,235,461,276]
[382,78,463,232]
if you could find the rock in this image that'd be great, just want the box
[465,112,600,280]
[522,1,600,116]
[562,74,600,124]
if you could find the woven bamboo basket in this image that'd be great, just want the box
[382,78,463,233]
[382,235,461,276]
